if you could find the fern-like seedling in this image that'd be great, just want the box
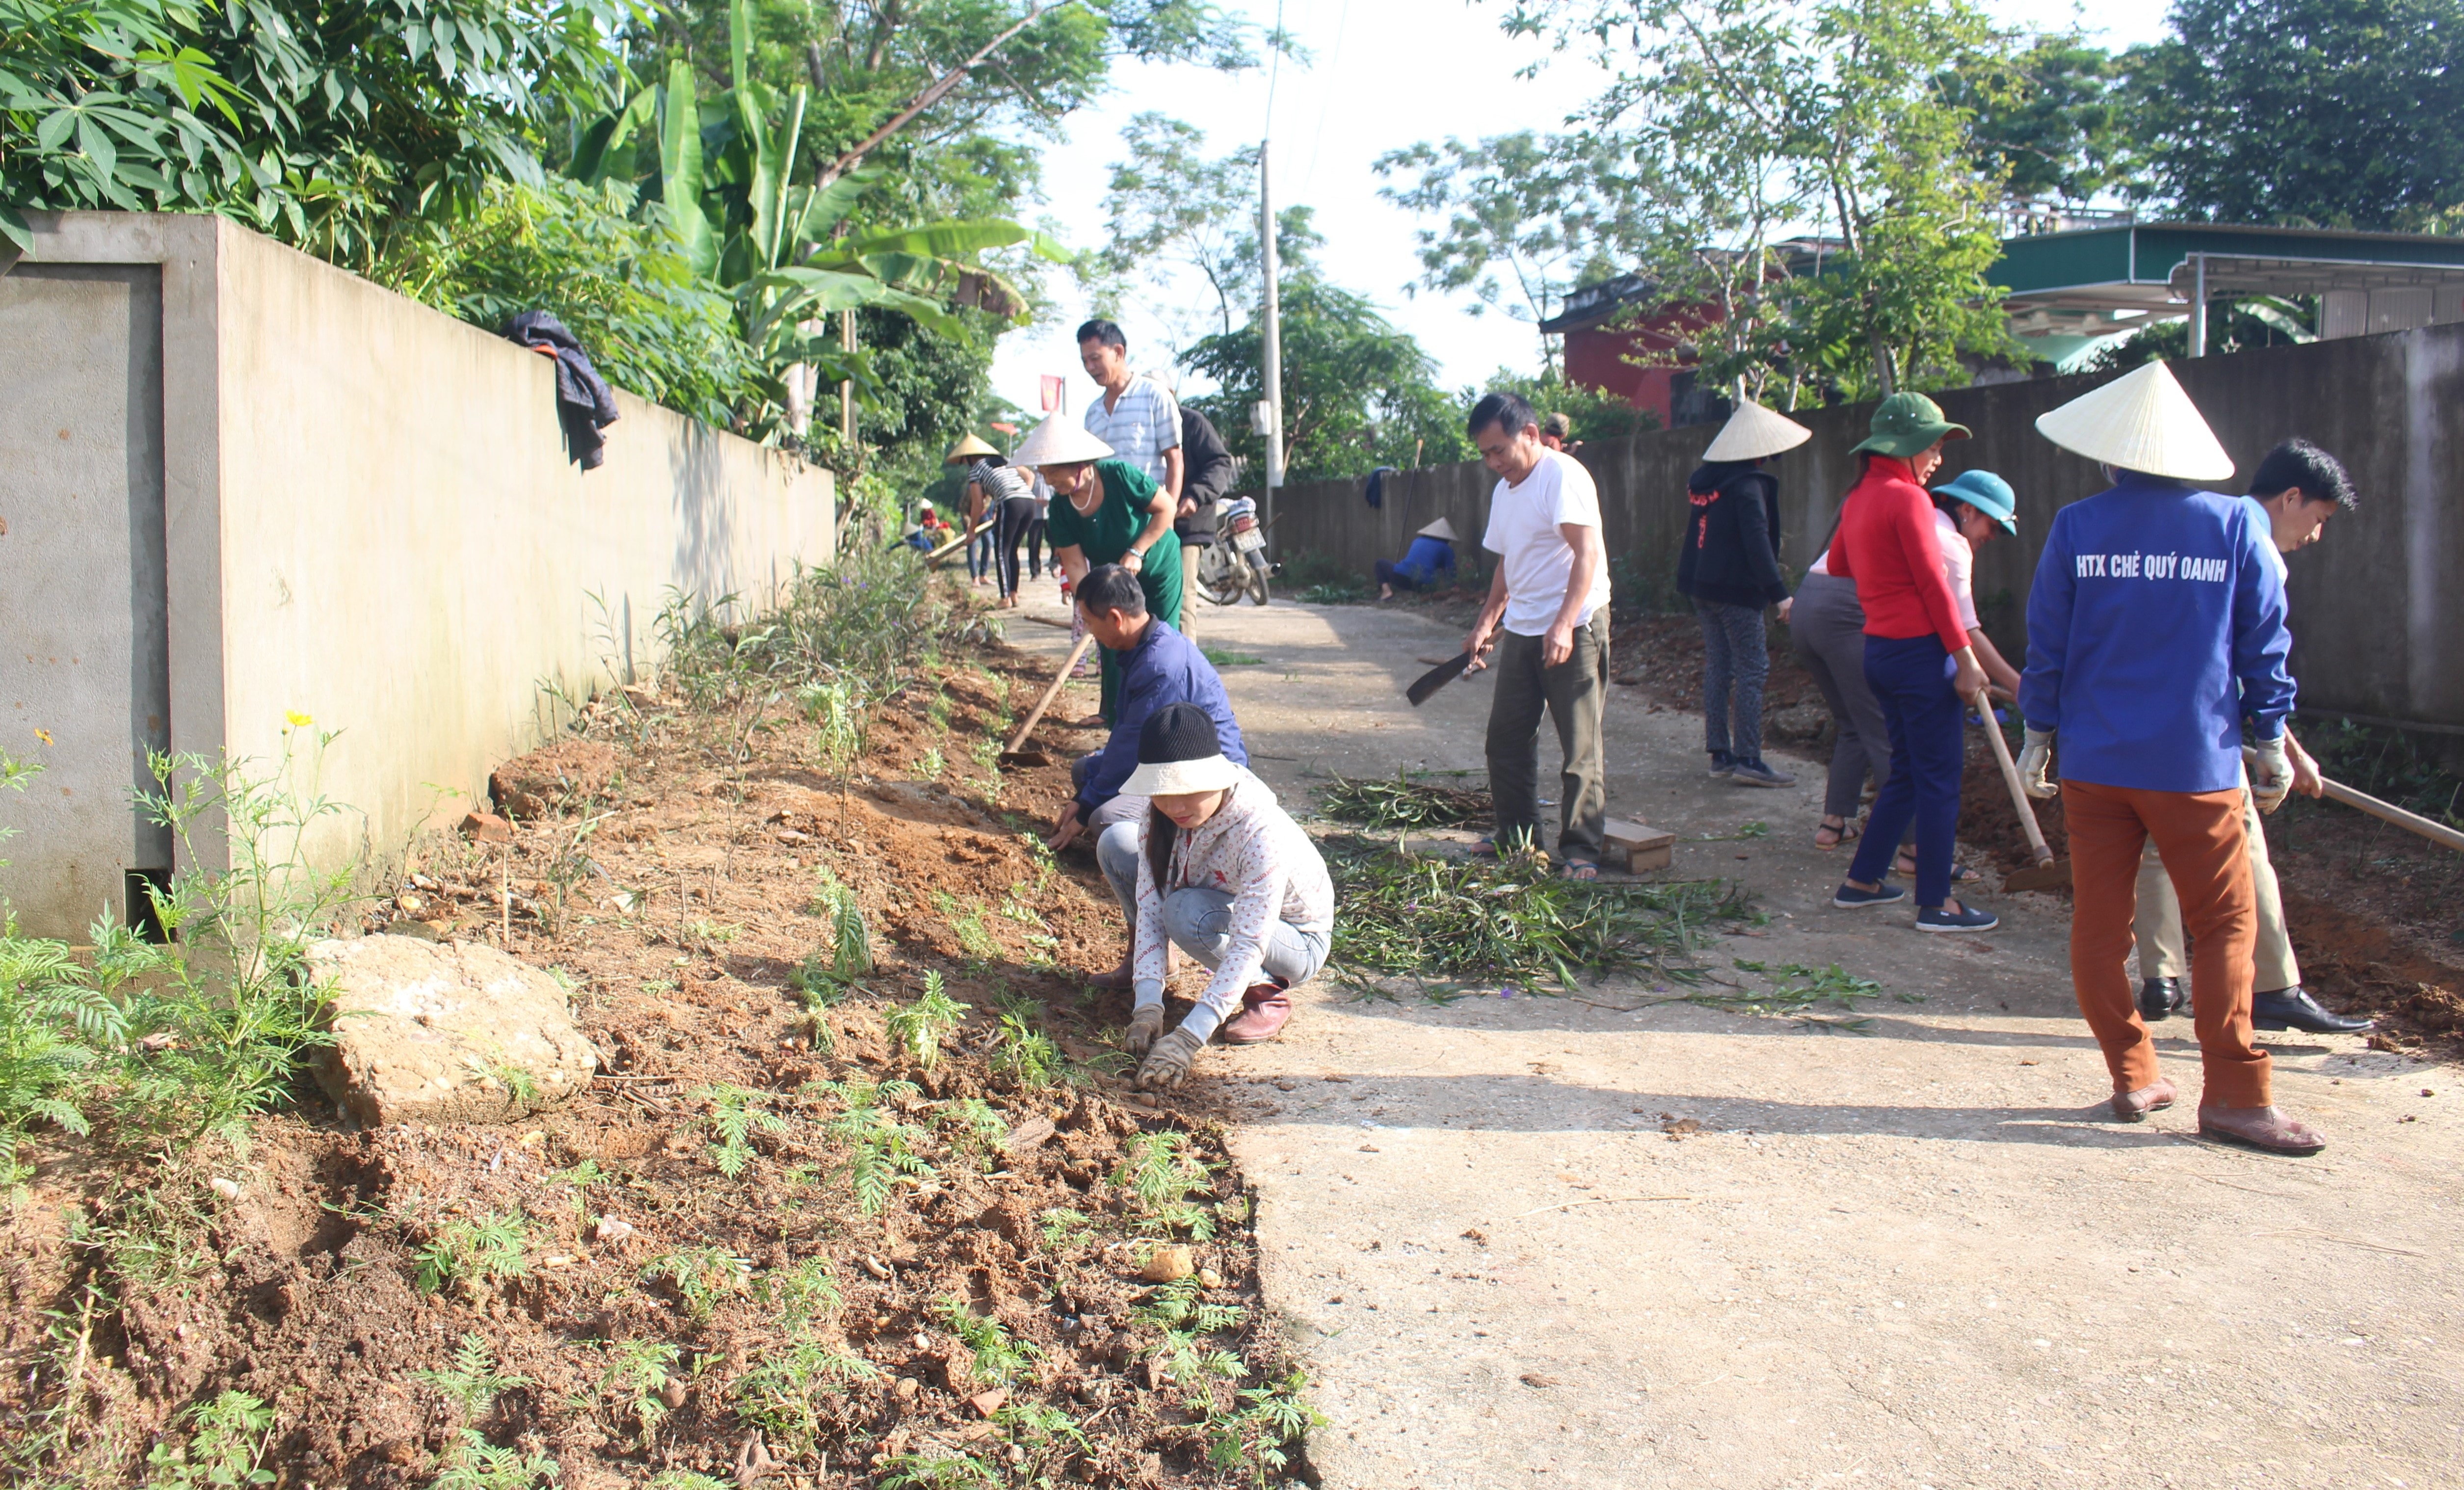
[882,971,970,1071]
[415,1210,534,1295]
[413,1332,532,1418]
[1110,1131,1220,1238]
[931,1296,1039,1387]
[685,1082,787,1177]
[812,1075,931,1214]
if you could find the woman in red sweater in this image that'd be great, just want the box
[1824,394,1997,932]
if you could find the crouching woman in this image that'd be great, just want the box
[1103,702,1335,1090]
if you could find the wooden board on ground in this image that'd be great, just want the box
[1602,818,1676,873]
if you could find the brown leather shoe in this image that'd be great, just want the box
[2198,1104,2327,1156]
[1219,982,1292,1045]
[2112,1077,2177,1122]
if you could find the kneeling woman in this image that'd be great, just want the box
[1100,703,1334,1090]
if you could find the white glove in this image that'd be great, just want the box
[1124,1005,1165,1058]
[1134,1027,1205,1091]
[2250,735,2293,814]
[2017,728,2058,800]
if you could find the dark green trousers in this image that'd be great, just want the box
[1485,607,1611,860]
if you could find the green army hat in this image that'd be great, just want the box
[1852,392,1971,460]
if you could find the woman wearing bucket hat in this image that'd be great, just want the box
[1678,401,1809,789]
[1106,703,1334,1091]
[1377,517,1462,601]
[1929,469,2024,703]
[1018,413,1184,720]
[1824,391,1998,932]
[2016,362,2320,1155]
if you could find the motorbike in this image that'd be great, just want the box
[1193,496,1271,606]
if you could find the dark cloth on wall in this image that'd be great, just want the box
[1177,408,1236,547]
[1363,465,1398,510]
[1676,462,1790,609]
[504,311,620,469]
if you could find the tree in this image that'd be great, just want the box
[1095,112,1254,338]
[1943,32,2141,206]
[2127,0,2464,230]
[1181,212,1474,482]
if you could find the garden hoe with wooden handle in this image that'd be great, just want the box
[1000,633,1096,768]
[1975,693,2071,892]
[923,514,997,568]
[2238,746,2464,854]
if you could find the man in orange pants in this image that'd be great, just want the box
[2015,363,2322,1156]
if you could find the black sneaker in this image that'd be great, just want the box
[1916,902,1999,933]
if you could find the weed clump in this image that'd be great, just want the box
[1316,772,1492,829]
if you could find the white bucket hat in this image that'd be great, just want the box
[1417,517,1459,542]
[2035,361,2235,483]
[1014,414,1114,467]
[1703,401,1812,462]
[1118,702,1242,798]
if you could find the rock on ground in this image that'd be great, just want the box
[490,739,619,820]
[307,935,599,1126]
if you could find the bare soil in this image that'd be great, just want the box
[0,636,1299,1488]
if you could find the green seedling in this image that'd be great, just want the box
[646,1475,731,1490]
[431,1431,559,1490]
[732,1340,880,1456]
[415,1209,534,1296]
[1111,1131,1219,1238]
[915,746,945,781]
[413,1332,532,1419]
[812,1075,932,1214]
[932,1295,1040,1387]
[883,971,971,1071]
[596,1338,682,1447]
[642,1246,751,1320]
[1038,1207,1093,1251]
[990,1011,1061,1090]
[753,1257,842,1326]
[545,1158,607,1231]
[1135,1275,1249,1384]
[685,1082,787,1177]
[878,1449,999,1489]
[140,1390,276,1488]
[1206,1369,1328,1489]
[933,892,1002,966]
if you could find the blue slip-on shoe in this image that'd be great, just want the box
[1707,751,1736,778]
[1831,881,1907,909]
[1916,902,2000,933]
[1730,758,1797,788]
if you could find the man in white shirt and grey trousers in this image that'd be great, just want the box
[1462,392,1617,878]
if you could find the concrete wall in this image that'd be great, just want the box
[0,213,833,937]
[1262,322,2464,734]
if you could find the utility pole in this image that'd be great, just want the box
[1260,140,1285,555]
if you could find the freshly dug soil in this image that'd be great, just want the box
[0,635,1305,1488]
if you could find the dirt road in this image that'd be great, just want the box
[1007,585,2464,1490]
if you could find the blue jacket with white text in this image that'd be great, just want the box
[2020,473,2294,794]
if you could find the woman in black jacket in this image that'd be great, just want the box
[1676,402,1811,787]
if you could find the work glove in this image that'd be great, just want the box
[2018,728,2058,800]
[1134,1027,1205,1091]
[2250,735,2293,814]
[1124,1004,1165,1059]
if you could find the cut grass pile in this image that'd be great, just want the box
[1320,834,1749,995]
[1316,772,1492,830]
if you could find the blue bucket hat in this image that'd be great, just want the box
[1934,469,2017,535]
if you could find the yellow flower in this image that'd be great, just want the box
[33,728,53,746]
[285,711,314,728]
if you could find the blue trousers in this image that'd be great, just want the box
[1845,635,1964,908]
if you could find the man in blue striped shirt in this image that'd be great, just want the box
[1079,319,1184,504]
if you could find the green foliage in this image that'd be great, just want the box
[932,1295,1039,1386]
[415,1209,534,1296]
[642,1246,751,1321]
[413,1333,532,1420]
[595,1338,682,1446]
[1206,1370,1326,1488]
[2131,0,2464,231]
[1317,773,1491,830]
[1095,111,1258,338]
[934,892,1001,966]
[936,1096,1009,1162]
[430,1433,560,1490]
[883,971,971,1071]
[814,1074,931,1214]
[1945,32,2142,204]
[1110,1132,1218,1238]
[686,1082,787,1178]
[732,1340,879,1456]
[1037,1207,1093,1251]
[140,1389,274,1488]
[878,1451,999,1490]
[989,1007,1062,1091]
[1477,368,1661,447]
[752,1257,842,1327]
[0,913,147,1183]
[1134,1277,1244,1386]
[1278,550,1370,606]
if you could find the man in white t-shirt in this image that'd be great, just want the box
[1463,391,1616,877]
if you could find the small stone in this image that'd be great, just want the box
[594,1219,636,1246]
[395,894,424,915]
[658,1376,688,1409]
[1139,1245,1195,1283]
[1196,1268,1223,1289]
[862,1254,894,1280]
[894,1377,921,1401]
[459,810,513,843]
[2423,1089,2436,1097]
[969,1388,1009,1417]
[209,1177,241,1201]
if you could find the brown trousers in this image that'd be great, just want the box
[2063,780,2271,1109]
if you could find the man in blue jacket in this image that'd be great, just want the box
[1044,564,1248,984]
[2017,362,2322,1156]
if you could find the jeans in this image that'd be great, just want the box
[1844,635,1964,908]
[967,520,997,581]
[1158,886,1330,992]
[1485,607,1610,860]
[1790,572,1894,821]
[994,497,1040,598]
[1696,598,1769,764]
[1086,801,1153,935]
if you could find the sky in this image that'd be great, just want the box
[983,0,2175,423]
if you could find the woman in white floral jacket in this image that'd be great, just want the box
[1098,703,1333,1090]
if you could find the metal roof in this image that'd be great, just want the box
[1996,223,2464,337]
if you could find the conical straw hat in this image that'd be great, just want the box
[1417,517,1459,542]
[1702,401,1812,462]
[2034,362,2234,482]
[944,433,998,462]
[1013,415,1114,466]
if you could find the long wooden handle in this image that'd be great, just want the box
[923,514,998,567]
[1006,633,1095,755]
[1975,693,2055,865]
[2321,776,2464,853]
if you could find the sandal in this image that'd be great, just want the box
[1559,859,1600,882]
[1813,817,1860,851]
[1894,851,1979,883]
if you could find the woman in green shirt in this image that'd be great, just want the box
[1017,417,1184,718]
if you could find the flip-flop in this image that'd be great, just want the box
[1559,859,1600,882]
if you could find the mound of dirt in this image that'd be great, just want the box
[490,739,621,820]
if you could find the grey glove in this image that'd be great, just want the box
[1134,1027,1205,1091]
[2017,727,2057,800]
[1124,1004,1165,1058]
[2250,735,2292,814]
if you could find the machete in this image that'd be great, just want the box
[1406,651,1474,707]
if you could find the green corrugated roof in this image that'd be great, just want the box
[1994,223,2464,294]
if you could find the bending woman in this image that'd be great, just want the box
[1018,414,1184,719]
[1823,394,1997,933]
[1104,703,1335,1091]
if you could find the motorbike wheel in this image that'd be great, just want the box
[1194,548,1245,607]
[1245,550,1272,605]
